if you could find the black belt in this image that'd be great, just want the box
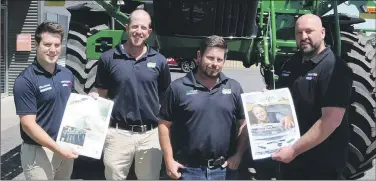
[178,156,226,169]
[109,122,156,132]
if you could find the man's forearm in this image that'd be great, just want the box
[158,122,174,161]
[292,118,338,156]
[22,123,61,154]
[235,122,248,156]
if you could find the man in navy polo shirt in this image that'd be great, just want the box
[158,35,248,180]
[90,9,171,180]
[13,22,78,180]
[270,14,353,179]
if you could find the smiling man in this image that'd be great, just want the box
[90,9,171,180]
[271,14,353,179]
[158,35,248,180]
[13,21,78,180]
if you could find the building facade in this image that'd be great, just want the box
[1,0,70,98]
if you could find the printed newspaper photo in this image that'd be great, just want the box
[241,88,300,160]
[56,93,114,159]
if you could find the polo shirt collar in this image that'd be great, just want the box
[300,46,332,64]
[114,41,157,59]
[183,69,228,88]
[32,58,61,75]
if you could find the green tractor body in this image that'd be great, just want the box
[59,0,376,179]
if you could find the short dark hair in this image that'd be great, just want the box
[199,35,228,59]
[35,21,64,45]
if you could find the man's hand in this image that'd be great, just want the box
[221,152,242,170]
[58,147,79,160]
[88,92,99,99]
[165,159,184,180]
[282,115,294,129]
[271,145,297,163]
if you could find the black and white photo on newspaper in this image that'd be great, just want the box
[56,93,114,159]
[241,88,300,160]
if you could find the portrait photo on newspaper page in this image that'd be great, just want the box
[241,88,300,160]
[56,93,114,159]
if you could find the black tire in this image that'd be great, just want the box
[66,22,109,94]
[340,30,376,180]
[65,20,109,180]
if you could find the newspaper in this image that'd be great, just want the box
[56,93,114,159]
[241,88,300,160]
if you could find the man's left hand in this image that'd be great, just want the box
[271,145,297,163]
[221,153,242,169]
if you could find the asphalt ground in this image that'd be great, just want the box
[1,66,375,180]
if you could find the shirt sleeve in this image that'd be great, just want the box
[320,59,353,108]
[235,83,246,120]
[159,85,176,122]
[13,77,37,115]
[94,55,110,89]
[158,57,172,104]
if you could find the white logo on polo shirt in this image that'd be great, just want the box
[61,80,72,87]
[281,70,291,77]
[147,62,157,68]
[39,84,52,92]
[222,88,232,94]
[306,72,318,80]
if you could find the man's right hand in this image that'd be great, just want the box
[165,159,184,180]
[88,92,99,99]
[58,147,79,160]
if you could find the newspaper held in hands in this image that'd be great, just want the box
[241,88,300,160]
[56,93,114,159]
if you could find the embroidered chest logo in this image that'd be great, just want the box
[61,80,72,87]
[222,88,232,94]
[39,84,52,93]
[186,90,198,95]
[281,70,291,77]
[306,72,318,80]
[147,62,157,68]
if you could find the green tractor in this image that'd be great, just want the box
[62,0,375,179]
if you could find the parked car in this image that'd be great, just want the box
[167,57,197,73]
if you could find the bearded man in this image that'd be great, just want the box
[271,14,353,180]
[158,35,248,180]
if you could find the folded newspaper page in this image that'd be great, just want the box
[56,93,114,159]
[241,88,300,160]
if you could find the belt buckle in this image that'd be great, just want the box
[131,125,147,133]
[207,159,214,169]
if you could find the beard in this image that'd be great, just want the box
[299,40,321,57]
[198,63,221,79]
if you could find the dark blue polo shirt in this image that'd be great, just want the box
[159,70,245,161]
[13,60,75,146]
[95,43,171,125]
[275,47,353,169]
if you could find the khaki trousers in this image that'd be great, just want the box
[20,143,74,180]
[103,127,163,180]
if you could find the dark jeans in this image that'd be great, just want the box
[179,166,239,180]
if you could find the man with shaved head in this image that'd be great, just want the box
[270,14,353,179]
[90,8,171,180]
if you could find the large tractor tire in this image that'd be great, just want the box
[339,30,376,180]
[66,22,109,94]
